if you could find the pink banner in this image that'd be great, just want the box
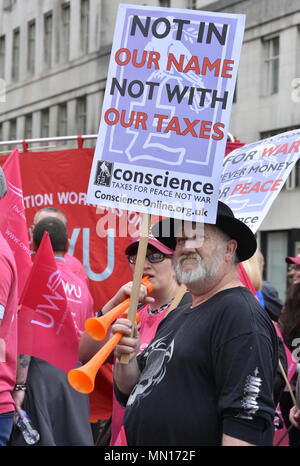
[0,148,32,298]
[18,232,79,372]
[274,322,297,382]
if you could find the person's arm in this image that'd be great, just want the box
[12,354,31,417]
[222,434,254,446]
[113,318,141,396]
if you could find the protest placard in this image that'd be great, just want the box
[219,129,300,232]
[87,3,245,223]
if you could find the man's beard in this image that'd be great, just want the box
[174,243,225,286]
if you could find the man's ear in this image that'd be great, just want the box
[225,239,238,262]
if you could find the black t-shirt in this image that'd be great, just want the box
[116,287,278,446]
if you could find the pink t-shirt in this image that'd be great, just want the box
[0,233,18,414]
[65,253,89,287]
[56,258,94,343]
[110,303,169,445]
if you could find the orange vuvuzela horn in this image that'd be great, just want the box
[68,313,140,394]
[84,276,153,340]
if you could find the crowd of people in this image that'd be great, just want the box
[0,162,300,446]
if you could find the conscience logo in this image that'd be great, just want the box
[94,161,114,187]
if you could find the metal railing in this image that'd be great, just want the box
[0,135,98,155]
[0,132,236,154]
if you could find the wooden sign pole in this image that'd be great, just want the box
[119,213,151,364]
[164,284,187,318]
[278,359,299,409]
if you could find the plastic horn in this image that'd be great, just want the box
[68,313,140,394]
[84,276,153,340]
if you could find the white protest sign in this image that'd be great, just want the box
[219,129,300,232]
[87,3,245,223]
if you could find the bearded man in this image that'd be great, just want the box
[112,202,278,446]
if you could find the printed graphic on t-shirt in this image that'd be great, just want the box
[239,367,262,420]
[127,334,174,407]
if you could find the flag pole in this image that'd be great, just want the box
[278,359,299,408]
[164,284,187,318]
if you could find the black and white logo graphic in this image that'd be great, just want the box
[238,367,262,420]
[94,161,114,187]
[127,334,174,407]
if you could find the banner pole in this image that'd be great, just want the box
[278,359,298,408]
[119,212,151,364]
[164,284,187,318]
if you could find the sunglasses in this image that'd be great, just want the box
[128,252,173,264]
[290,264,300,271]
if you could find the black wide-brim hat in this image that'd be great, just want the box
[151,201,257,263]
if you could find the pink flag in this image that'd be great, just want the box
[274,322,297,382]
[113,426,128,446]
[238,262,257,297]
[18,232,79,372]
[0,148,32,298]
[273,323,297,446]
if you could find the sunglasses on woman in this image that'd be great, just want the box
[128,251,173,264]
[290,264,300,271]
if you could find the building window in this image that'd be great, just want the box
[266,231,288,300]
[294,160,300,188]
[44,12,53,68]
[76,97,87,134]
[12,28,20,82]
[263,36,280,95]
[159,0,170,7]
[260,125,300,140]
[24,113,33,139]
[80,0,89,55]
[57,103,67,136]
[3,0,16,11]
[62,3,70,62]
[27,20,36,75]
[233,81,237,103]
[187,0,197,8]
[9,118,17,140]
[41,109,50,138]
[0,36,5,80]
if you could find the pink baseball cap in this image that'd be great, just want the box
[125,232,174,256]
[286,256,300,265]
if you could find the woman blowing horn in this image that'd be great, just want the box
[78,233,190,445]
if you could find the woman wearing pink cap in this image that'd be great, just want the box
[286,256,300,286]
[79,233,190,445]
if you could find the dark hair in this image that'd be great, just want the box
[279,283,300,351]
[33,217,68,252]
